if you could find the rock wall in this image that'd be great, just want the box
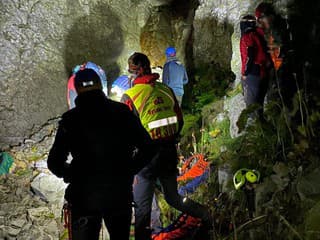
[0,0,193,148]
[193,0,320,137]
[193,0,257,79]
[0,0,152,148]
[191,0,257,136]
[0,1,67,148]
[1,0,319,147]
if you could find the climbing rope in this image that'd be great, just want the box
[178,154,209,181]
[178,168,210,196]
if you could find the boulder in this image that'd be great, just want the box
[30,173,67,217]
[224,93,246,138]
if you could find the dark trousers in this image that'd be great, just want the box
[242,74,268,119]
[133,146,210,240]
[65,184,132,240]
[71,208,131,240]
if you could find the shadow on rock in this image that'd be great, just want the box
[64,1,124,84]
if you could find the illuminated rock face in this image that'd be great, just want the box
[0,1,68,148]
[0,0,237,148]
[1,0,319,148]
[0,1,134,148]
[0,0,194,148]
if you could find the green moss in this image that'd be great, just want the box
[226,82,242,97]
[189,116,232,161]
[27,154,43,162]
[176,85,320,238]
[15,168,33,177]
[59,230,68,240]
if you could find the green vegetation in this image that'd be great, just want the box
[160,74,320,238]
[59,230,68,240]
[183,63,234,113]
[15,168,33,177]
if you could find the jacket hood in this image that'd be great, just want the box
[133,73,160,86]
[240,21,256,36]
[166,56,178,62]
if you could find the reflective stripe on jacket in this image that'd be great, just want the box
[124,82,179,140]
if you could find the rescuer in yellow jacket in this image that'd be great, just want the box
[121,52,211,240]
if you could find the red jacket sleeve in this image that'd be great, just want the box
[240,33,254,76]
[121,93,139,117]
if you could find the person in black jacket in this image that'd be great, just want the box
[47,68,156,240]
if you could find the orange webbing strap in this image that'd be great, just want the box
[177,154,209,182]
[268,35,283,71]
[180,154,203,175]
[63,203,72,240]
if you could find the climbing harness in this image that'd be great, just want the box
[62,202,72,240]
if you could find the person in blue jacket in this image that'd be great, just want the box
[162,47,188,106]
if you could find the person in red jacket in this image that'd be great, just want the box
[240,15,270,120]
[255,2,296,110]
